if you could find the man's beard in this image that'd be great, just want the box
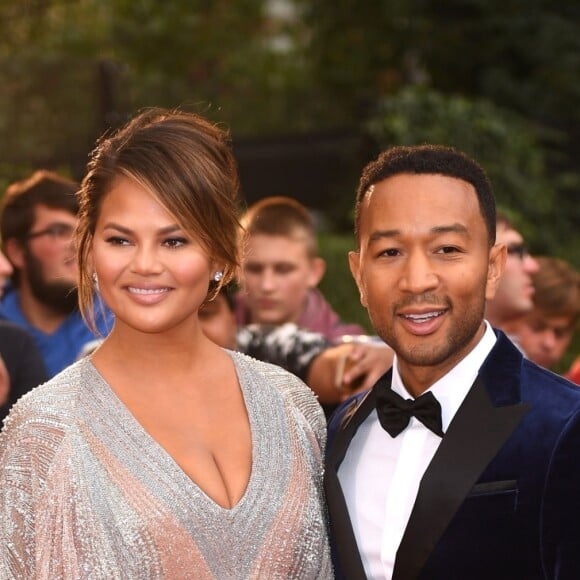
[24,249,79,316]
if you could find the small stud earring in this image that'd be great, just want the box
[213,271,223,282]
[92,272,99,291]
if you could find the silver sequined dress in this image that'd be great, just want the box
[0,351,332,579]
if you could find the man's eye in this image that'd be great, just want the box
[555,328,572,339]
[438,246,460,254]
[52,224,74,237]
[244,264,263,274]
[380,248,400,257]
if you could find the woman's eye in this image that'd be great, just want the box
[164,238,187,248]
[106,236,129,246]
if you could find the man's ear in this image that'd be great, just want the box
[307,256,326,288]
[348,250,367,308]
[485,243,507,301]
[3,238,25,270]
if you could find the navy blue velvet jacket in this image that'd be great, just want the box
[325,331,580,579]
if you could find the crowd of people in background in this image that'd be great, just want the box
[0,107,578,578]
[0,167,576,423]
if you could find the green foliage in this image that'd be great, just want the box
[317,233,371,333]
[368,87,551,207]
[415,1,580,126]
[0,0,115,171]
[295,0,414,127]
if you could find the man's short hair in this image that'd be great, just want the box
[1,170,79,243]
[241,196,319,258]
[531,256,580,325]
[355,145,496,245]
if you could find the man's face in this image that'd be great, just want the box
[492,224,539,320]
[349,173,504,393]
[22,204,78,313]
[241,234,323,325]
[511,310,575,369]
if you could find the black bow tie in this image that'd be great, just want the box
[376,383,444,438]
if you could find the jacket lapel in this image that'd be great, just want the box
[393,333,530,579]
[325,381,383,580]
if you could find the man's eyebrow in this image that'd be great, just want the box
[368,223,470,242]
[430,223,470,236]
[369,229,400,242]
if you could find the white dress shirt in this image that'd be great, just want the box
[338,322,497,579]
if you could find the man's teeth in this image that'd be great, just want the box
[128,287,168,295]
[404,312,443,323]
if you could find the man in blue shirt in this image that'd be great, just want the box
[0,170,112,377]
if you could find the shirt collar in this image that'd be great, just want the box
[391,321,497,432]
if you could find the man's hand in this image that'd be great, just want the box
[337,342,393,398]
[307,342,393,404]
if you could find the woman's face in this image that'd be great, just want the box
[91,175,217,337]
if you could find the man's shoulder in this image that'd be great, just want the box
[0,288,26,324]
[327,389,373,447]
[483,334,580,418]
[521,357,580,405]
[301,288,365,341]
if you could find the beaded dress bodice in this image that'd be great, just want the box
[0,352,332,579]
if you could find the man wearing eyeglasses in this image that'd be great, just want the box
[0,170,112,377]
[484,211,539,332]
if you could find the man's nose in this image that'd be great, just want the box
[398,251,438,294]
[524,254,540,274]
[259,269,276,291]
[541,330,557,350]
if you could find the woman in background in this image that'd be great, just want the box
[0,108,331,578]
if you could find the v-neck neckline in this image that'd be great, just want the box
[82,351,260,514]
